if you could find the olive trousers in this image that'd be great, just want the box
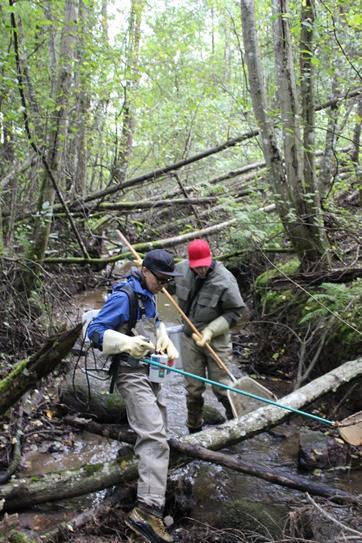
[181,333,233,429]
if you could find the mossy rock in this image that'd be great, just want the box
[219,497,288,537]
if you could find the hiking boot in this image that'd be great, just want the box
[125,506,174,543]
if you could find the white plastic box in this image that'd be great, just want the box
[148,353,176,383]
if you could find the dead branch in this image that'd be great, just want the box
[270,267,362,289]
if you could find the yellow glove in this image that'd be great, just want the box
[192,316,229,348]
[103,330,154,358]
[156,322,179,360]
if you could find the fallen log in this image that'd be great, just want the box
[54,89,361,209]
[64,416,361,505]
[0,456,139,511]
[1,357,361,511]
[168,439,361,506]
[59,370,127,423]
[270,267,362,289]
[189,357,362,451]
[38,494,121,543]
[0,324,82,415]
[43,198,278,265]
[1,432,359,511]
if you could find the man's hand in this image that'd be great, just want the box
[103,329,154,357]
[192,316,230,348]
[156,322,179,360]
[192,328,213,348]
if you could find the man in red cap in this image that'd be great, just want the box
[174,239,248,433]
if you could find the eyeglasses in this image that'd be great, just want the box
[151,272,172,286]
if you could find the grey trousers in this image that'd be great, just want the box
[116,365,169,510]
[181,333,233,429]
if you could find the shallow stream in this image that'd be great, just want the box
[19,286,362,538]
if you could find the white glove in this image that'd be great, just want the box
[103,329,155,358]
[156,322,179,360]
[192,316,229,348]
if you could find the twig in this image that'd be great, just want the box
[306,493,362,537]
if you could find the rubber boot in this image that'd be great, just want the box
[188,424,203,434]
[186,396,204,434]
[218,396,234,420]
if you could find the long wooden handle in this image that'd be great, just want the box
[116,230,235,381]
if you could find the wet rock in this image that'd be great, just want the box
[47,442,65,454]
[167,466,197,518]
[298,428,361,471]
[287,502,362,543]
[220,498,288,538]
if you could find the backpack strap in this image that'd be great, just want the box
[118,284,139,336]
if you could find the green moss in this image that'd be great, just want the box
[8,531,37,543]
[261,288,294,310]
[83,463,102,476]
[0,358,30,394]
[106,393,125,410]
[255,258,300,288]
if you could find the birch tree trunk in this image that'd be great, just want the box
[240,0,330,271]
[113,0,145,184]
[29,0,78,263]
[299,0,331,266]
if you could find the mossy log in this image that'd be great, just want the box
[59,369,127,423]
[1,357,361,511]
[0,324,82,415]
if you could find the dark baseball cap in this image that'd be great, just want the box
[143,249,183,277]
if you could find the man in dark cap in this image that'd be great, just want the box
[88,249,182,543]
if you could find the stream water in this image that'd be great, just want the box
[19,286,362,539]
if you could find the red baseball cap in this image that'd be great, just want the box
[188,239,212,268]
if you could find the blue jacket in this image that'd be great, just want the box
[87,271,157,346]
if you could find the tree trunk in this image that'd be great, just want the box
[319,76,342,198]
[71,0,90,198]
[112,0,145,185]
[240,0,331,272]
[351,96,361,189]
[29,0,78,264]
[272,0,330,270]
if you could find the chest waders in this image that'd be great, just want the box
[108,285,139,393]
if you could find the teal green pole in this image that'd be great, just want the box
[144,358,335,427]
